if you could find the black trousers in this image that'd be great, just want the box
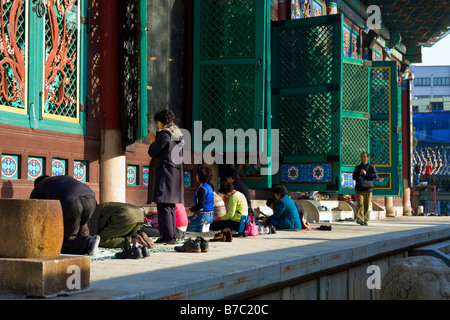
[210,219,240,232]
[157,203,176,243]
[61,195,97,254]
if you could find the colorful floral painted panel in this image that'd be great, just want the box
[143,166,149,187]
[312,0,322,16]
[302,0,311,18]
[351,33,359,59]
[74,160,87,182]
[281,163,332,183]
[28,157,44,180]
[184,170,192,189]
[127,165,137,186]
[1,154,19,179]
[343,25,351,57]
[341,172,356,189]
[52,158,66,176]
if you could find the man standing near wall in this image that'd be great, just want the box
[353,152,378,226]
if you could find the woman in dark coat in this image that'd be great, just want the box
[147,110,184,244]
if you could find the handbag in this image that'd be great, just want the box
[245,214,259,236]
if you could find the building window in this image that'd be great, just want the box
[412,106,419,113]
[433,77,450,86]
[414,78,431,86]
[414,95,431,99]
[430,102,444,111]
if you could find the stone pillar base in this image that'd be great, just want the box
[0,255,90,298]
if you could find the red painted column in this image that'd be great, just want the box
[98,0,126,203]
[99,0,121,130]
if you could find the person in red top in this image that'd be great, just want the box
[425,163,432,185]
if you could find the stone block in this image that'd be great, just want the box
[0,255,90,298]
[0,199,64,259]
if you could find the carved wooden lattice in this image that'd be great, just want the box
[0,0,26,110]
[44,0,78,119]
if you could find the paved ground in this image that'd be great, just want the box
[1,216,449,300]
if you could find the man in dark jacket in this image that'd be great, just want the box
[147,109,184,244]
[352,152,378,226]
[30,175,100,255]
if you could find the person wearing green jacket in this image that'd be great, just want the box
[88,202,146,248]
[210,181,248,232]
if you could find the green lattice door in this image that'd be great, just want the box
[272,15,343,192]
[340,57,371,192]
[0,1,87,134]
[193,0,272,188]
[369,61,402,196]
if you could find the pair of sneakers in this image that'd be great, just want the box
[356,218,368,226]
[257,225,276,235]
[174,237,209,253]
[115,245,150,259]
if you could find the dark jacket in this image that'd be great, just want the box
[30,175,95,209]
[353,163,378,191]
[147,124,184,204]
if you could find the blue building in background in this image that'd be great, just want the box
[410,65,450,214]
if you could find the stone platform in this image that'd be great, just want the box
[1,216,449,300]
[0,255,90,298]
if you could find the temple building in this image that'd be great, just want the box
[0,0,449,214]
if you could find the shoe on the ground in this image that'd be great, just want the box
[88,235,101,256]
[210,232,225,242]
[363,222,368,226]
[115,245,143,259]
[141,246,150,257]
[155,238,176,245]
[269,225,276,234]
[222,228,233,242]
[356,218,364,225]
[316,225,332,231]
[174,238,201,253]
[197,237,209,252]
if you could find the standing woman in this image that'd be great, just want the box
[147,110,184,244]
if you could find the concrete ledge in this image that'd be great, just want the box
[0,255,90,298]
[38,217,448,300]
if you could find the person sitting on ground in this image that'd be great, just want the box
[88,202,152,249]
[210,181,248,232]
[267,195,310,230]
[30,175,100,255]
[186,165,215,232]
[261,185,301,231]
[212,185,227,220]
[225,167,254,216]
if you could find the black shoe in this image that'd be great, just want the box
[141,246,150,257]
[356,218,364,225]
[155,238,176,245]
[115,246,143,259]
[174,238,201,253]
[269,225,276,234]
[197,237,209,252]
[316,225,332,231]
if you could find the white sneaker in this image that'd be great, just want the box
[88,235,101,256]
